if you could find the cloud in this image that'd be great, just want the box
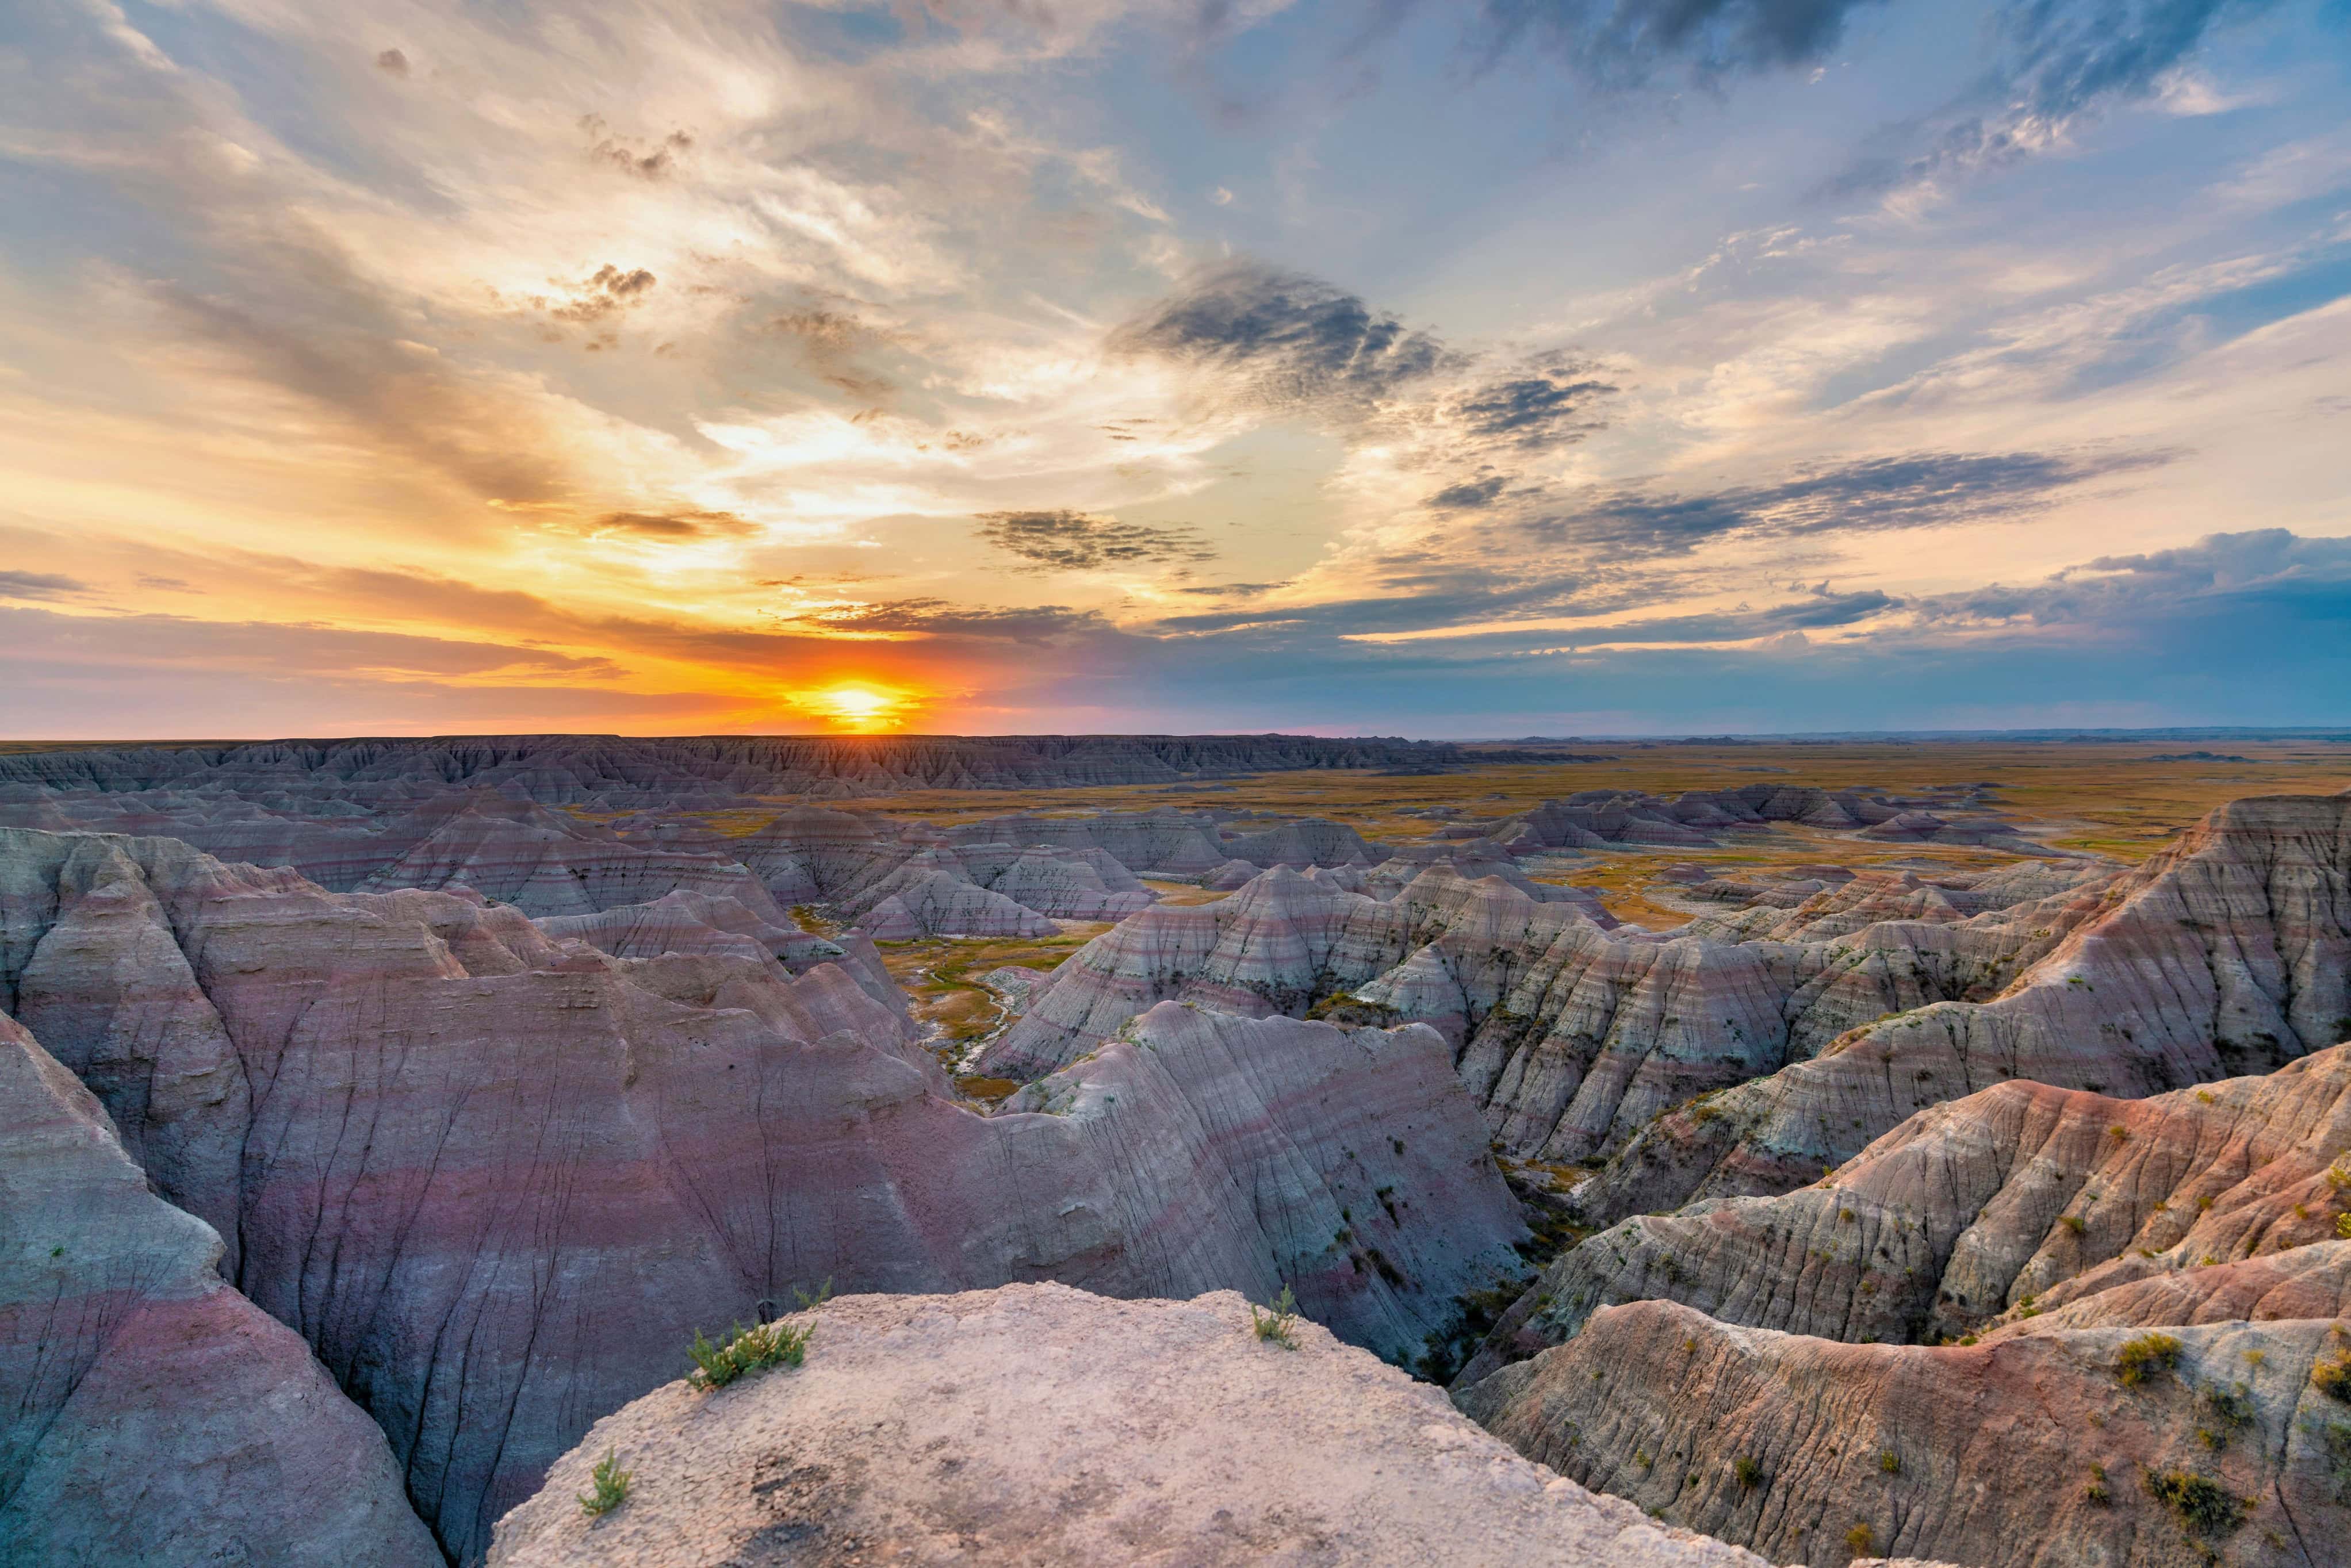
[581,116,692,179]
[762,306,900,400]
[1909,527,2351,630]
[789,598,1109,643]
[1448,359,1617,446]
[1837,0,2276,196]
[374,48,409,78]
[1465,0,1889,85]
[1111,260,1455,419]
[1426,473,1510,510]
[588,509,760,540]
[1527,447,2176,557]
[0,572,90,602]
[545,264,659,325]
[0,604,620,681]
[975,509,1218,572]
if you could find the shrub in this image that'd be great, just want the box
[2143,1467,2248,1538]
[2116,1332,2182,1387]
[686,1317,813,1390]
[1878,1450,1901,1474]
[1251,1284,1300,1350]
[2314,1350,2351,1402]
[2199,1381,2255,1439]
[578,1448,630,1517]
[1734,1456,1763,1492]
[2058,1214,2086,1235]
[1844,1521,1875,1555]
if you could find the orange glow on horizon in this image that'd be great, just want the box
[786,682,925,733]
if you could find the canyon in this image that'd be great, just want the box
[0,733,2343,1566]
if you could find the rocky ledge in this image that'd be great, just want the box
[488,1283,1782,1568]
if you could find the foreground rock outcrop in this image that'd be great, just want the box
[1460,1298,2351,1567]
[0,1013,439,1567]
[0,827,1523,1561]
[489,1283,1775,1568]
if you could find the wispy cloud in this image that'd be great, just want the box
[975,510,1219,572]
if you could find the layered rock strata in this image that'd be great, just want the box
[1458,1044,2351,1383]
[0,1013,440,1568]
[1460,1300,2350,1568]
[1571,795,2351,1225]
[0,828,1522,1561]
[987,858,2096,1161]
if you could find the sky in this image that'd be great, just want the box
[1,0,2348,739]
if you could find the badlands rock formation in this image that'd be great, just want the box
[1458,1044,2351,1383]
[1572,795,2351,1225]
[0,1013,439,1567]
[1484,784,2044,856]
[0,732,1484,807]
[0,827,1522,1560]
[985,854,2098,1161]
[488,1283,1776,1568]
[358,802,791,918]
[1460,1298,2349,1567]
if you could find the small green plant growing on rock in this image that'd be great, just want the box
[1734,1456,1763,1492]
[1878,1449,1901,1474]
[1844,1521,1875,1556]
[578,1448,630,1517]
[2197,1381,2254,1447]
[2143,1467,2248,1538]
[2116,1332,2182,1387]
[2084,1462,2111,1505]
[1251,1284,1300,1349]
[686,1317,813,1390]
[2313,1348,2351,1402]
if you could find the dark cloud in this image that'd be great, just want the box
[590,509,759,540]
[135,574,196,592]
[975,510,1218,573]
[548,264,658,325]
[1171,580,1293,596]
[0,571,89,602]
[1450,361,1617,446]
[762,306,898,400]
[1426,473,1510,510]
[1530,447,2176,557]
[1910,528,2351,629]
[1111,260,1454,417]
[1464,0,1888,85]
[581,116,693,180]
[791,599,1108,643]
[374,48,409,77]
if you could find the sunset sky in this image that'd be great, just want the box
[2,0,2347,738]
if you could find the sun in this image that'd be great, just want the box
[786,683,920,733]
